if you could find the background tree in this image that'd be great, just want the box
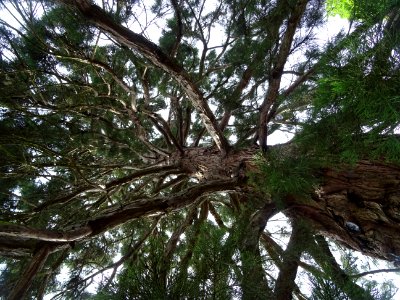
[0,0,400,299]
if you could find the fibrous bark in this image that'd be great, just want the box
[286,160,400,263]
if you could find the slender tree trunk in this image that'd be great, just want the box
[8,244,53,300]
[239,203,277,299]
[273,220,309,300]
[308,236,374,300]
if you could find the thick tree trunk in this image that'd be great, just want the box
[170,146,258,181]
[177,147,400,263]
[286,160,400,263]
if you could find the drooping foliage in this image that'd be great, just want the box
[0,0,400,299]
[297,0,400,164]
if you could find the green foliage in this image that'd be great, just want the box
[296,7,400,165]
[326,0,394,22]
[92,216,238,299]
[309,275,350,300]
[326,0,354,19]
[309,273,398,300]
[308,245,398,300]
[250,150,319,199]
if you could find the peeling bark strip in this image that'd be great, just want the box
[58,0,230,154]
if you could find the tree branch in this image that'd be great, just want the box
[350,268,400,279]
[258,0,309,150]
[87,178,238,236]
[169,0,183,57]
[308,235,375,300]
[0,223,92,242]
[58,0,230,154]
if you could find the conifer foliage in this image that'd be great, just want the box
[0,0,400,299]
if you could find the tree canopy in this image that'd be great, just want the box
[0,0,400,299]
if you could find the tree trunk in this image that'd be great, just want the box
[240,203,276,299]
[307,235,375,300]
[286,160,400,263]
[176,147,400,263]
[2,148,400,265]
[7,244,53,300]
[2,147,400,300]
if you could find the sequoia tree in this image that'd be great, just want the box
[1,0,400,299]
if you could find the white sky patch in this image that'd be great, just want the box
[270,14,350,145]
[266,212,292,248]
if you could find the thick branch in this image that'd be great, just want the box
[241,203,277,252]
[258,0,308,150]
[88,178,237,236]
[0,223,92,242]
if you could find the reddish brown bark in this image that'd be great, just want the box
[3,148,400,265]
[286,160,400,263]
[173,149,400,265]
[171,146,258,181]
